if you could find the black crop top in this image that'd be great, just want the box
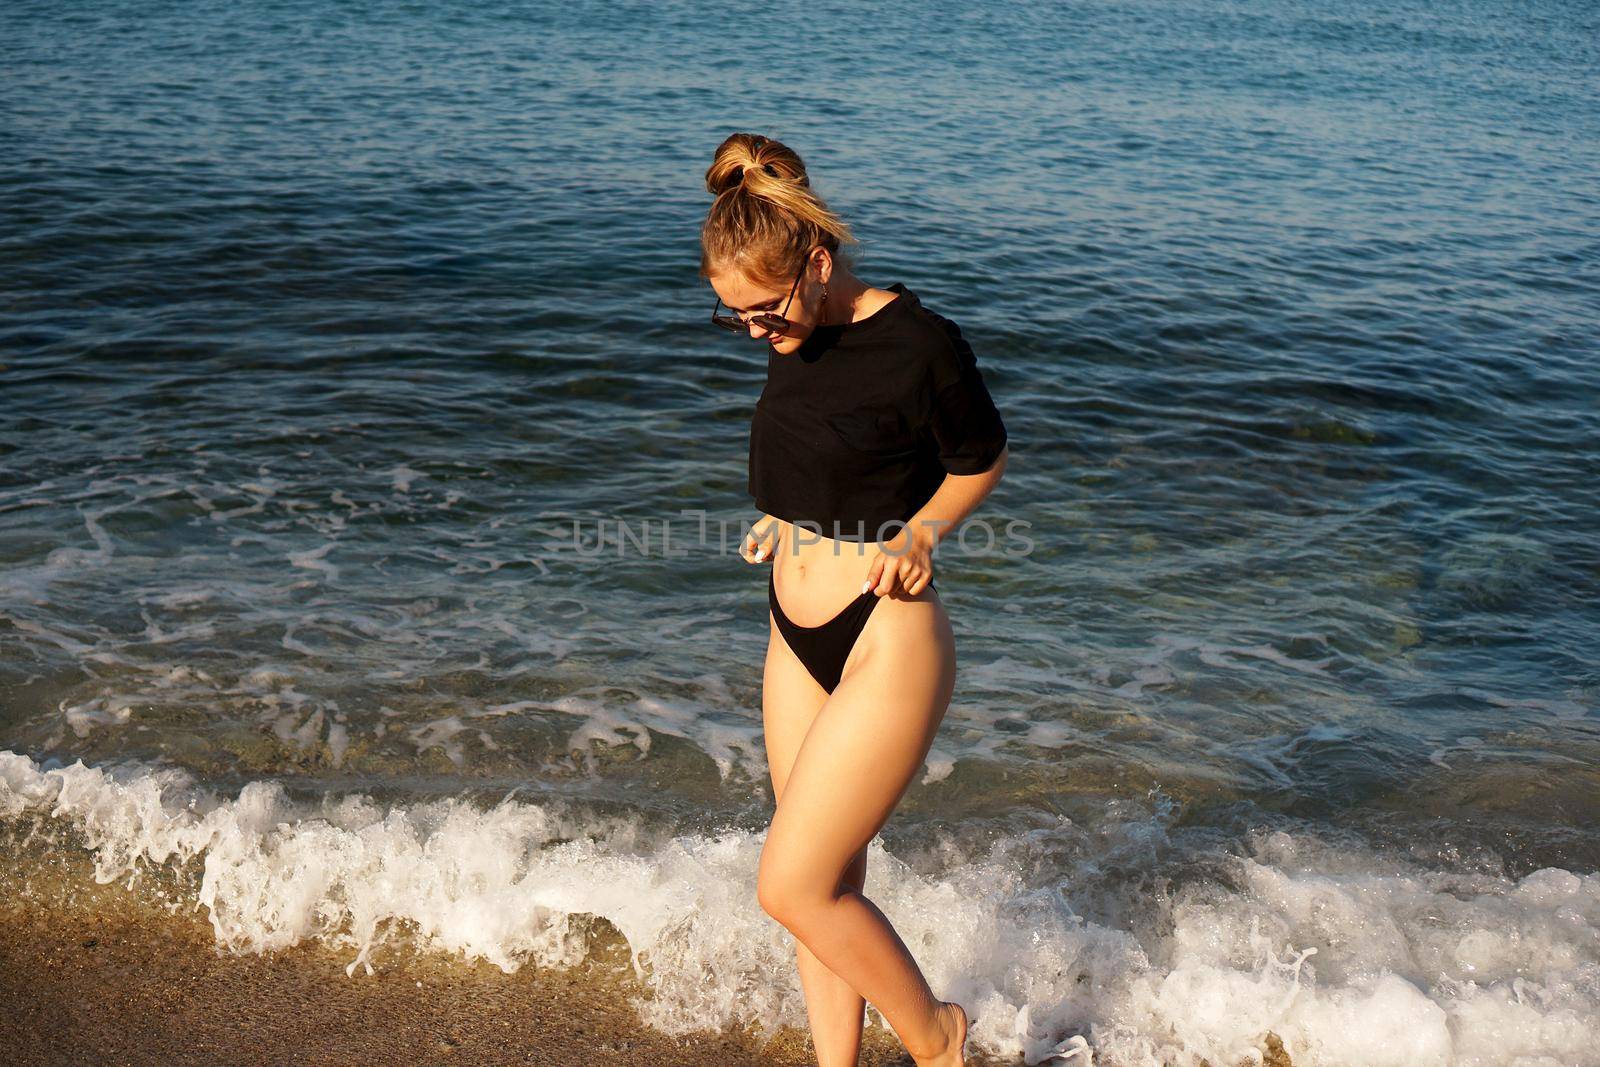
[748,283,1007,542]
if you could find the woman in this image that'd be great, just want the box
[700,132,1009,1067]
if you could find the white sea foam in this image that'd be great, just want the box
[1,750,1594,1066]
[482,692,765,781]
[287,541,340,582]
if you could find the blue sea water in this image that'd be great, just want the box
[2,1,1598,1064]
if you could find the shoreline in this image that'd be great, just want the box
[0,840,936,1067]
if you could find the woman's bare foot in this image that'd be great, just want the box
[913,1000,968,1066]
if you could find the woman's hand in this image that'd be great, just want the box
[740,513,784,564]
[865,523,936,597]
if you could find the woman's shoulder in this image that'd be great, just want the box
[855,285,904,321]
[883,287,980,390]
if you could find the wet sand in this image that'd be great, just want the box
[0,838,956,1067]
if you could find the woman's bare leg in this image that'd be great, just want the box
[763,613,871,1066]
[797,851,871,1062]
[757,590,968,1065]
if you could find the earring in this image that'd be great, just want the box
[820,283,829,324]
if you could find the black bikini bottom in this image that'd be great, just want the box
[767,569,934,694]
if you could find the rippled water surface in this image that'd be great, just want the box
[3,1,1598,1064]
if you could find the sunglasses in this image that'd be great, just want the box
[710,259,806,334]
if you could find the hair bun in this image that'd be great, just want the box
[700,131,856,287]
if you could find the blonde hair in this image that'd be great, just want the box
[698,132,857,289]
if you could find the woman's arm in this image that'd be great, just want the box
[866,445,1008,596]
